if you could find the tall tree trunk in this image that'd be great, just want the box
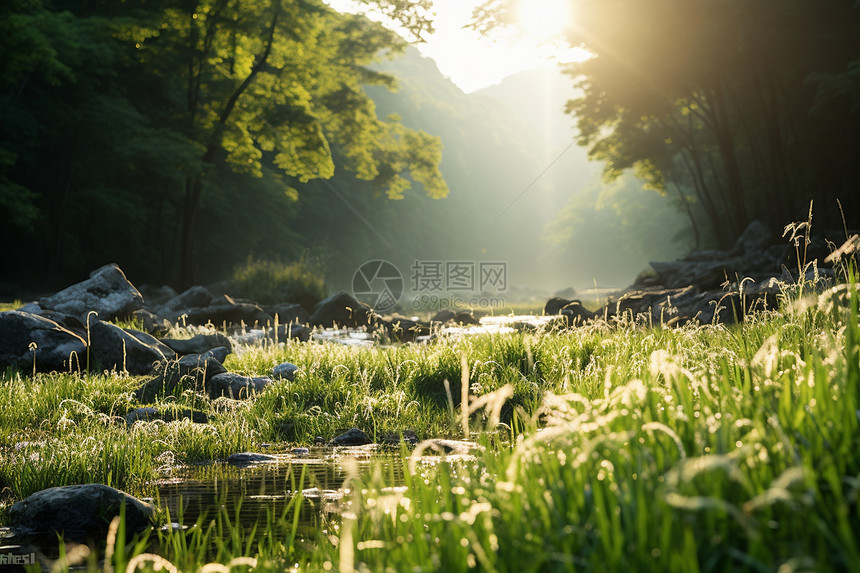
[710,82,749,237]
[178,8,279,286]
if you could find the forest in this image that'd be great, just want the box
[2,0,859,293]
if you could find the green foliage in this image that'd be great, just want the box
[480,0,860,246]
[229,257,327,309]
[0,0,448,289]
[5,284,860,570]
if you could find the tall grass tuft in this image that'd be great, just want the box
[229,257,326,309]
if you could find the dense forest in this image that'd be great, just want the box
[1,0,448,293]
[3,0,859,297]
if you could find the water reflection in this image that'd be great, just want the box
[152,449,403,528]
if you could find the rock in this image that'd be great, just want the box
[268,323,312,343]
[329,428,372,446]
[201,346,230,365]
[226,452,277,467]
[160,333,233,356]
[380,429,419,447]
[455,310,479,325]
[310,292,376,328]
[263,303,310,325]
[207,372,272,399]
[137,284,178,309]
[171,297,272,328]
[544,297,576,316]
[272,362,299,381]
[729,220,772,256]
[431,309,478,325]
[88,321,176,375]
[544,298,595,327]
[131,309,169,336]
[39,264,144,323]
[15,301,41,314]
[134,353,228,402]
[561,304,595,326]
[124,407,208,424]
[32,310,86,335]
[0,311,86,373]
[384,316,428,342]
[158,286,214,316]
[9,484,155,541]
[430,310,456,323]
[417,439,481,455]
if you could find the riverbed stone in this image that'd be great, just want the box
[161,333,233,356]
[268,323,312,343]
[157,285,214,316]
[272,362,299,381]
[38,264,144,323]
[263,303,310,325]
[208,372,272,399]
[226,452,277,466]
[310,292,377,328]
[201,346,230,365]
[381,429,419,447]
[88,321,175,374]
[0,311,87,373]
[124,406,208,424]
[329,428,372,446]
[135,353,228,402]
[8,484,155,541]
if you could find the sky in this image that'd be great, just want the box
[325,0,586,93]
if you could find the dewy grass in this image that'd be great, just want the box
[1,281,859,571]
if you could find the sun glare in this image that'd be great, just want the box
[516,0,571,41]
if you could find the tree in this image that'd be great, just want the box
[130,0,448,285]
[476,0,860,247]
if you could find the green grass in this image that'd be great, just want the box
[0,299,23,312]
[1,280,859,571]
[229,257,326,309]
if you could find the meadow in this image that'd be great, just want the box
[0,277,858,572]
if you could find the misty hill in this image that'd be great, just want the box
[343,50,688,292]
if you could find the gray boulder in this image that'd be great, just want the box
[0,311,86,373]
[272,362,299,381]
[124,406,208,424]
[39,264,144,322]
[201,346,231,365]
[135,353,228,402]
[207,372,272,399]
[88,321,175,375]
[158,285,214,316]
[163,294,272,328]
[329,428,372,446]
[9,484,155,541]
[131,309,169,336]
[268,323,312,343]
[137,284,178,309]
[161,333,233,356]
[227,452,277,466]
[730,220,772,256]
[263,303,310,325]
[310,292,376,328]
[380,429,419,447]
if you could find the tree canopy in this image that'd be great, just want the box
[0,0,447,289]
[477,0,860,247]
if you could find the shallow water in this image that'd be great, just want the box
[150,447,402,529]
